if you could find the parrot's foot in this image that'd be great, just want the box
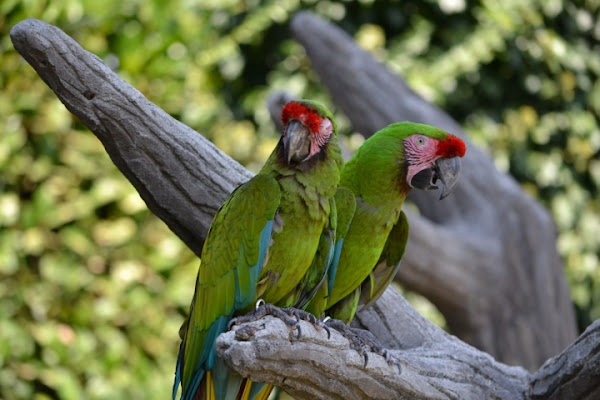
[228,303,331,340]
[323,318,370,366]
[350,328,402,373]
[228,302,304,339]
[324,318,402,373]
[284,308,331,339]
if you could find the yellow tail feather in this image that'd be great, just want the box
[237,380,274,400]
[200,373,274,400]
[252,383,274,400]
[206,371,215,400]
[239,379,253,400]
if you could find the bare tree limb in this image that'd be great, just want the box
[217,287,600,400]
[9,18,251,257]
[528,318,600,400]
[288,11,577,370]
[218,288,529,400]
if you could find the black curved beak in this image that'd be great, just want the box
[409,156,462,200]
[283,119,311,164]
[435,156,462,199]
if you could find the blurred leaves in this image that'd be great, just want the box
[1,0,599,398]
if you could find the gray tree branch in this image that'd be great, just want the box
[289,11,577,370]
[10,18,251,258]
[217,288,600,400]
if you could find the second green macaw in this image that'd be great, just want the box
[309,121,466,323]
[173,100,343,400]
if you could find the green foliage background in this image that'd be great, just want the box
[1,0,599,398]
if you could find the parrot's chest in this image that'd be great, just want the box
[256,197,328,305]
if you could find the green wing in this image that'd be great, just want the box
[280,193,336,310]
[304,187,356,316]
[327,187,357,295]
[327,211,408,323]
[359,210,409,308]
[326,286,361,323]
[175,174,280,400]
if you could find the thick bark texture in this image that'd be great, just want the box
[288,11,577,370]
[10,18,251,258]
[10,16,590,399]
[216,288,600,400]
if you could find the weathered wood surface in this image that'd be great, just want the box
[217,288,599,400]
[10,18,251,258]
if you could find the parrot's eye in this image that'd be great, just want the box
[416,136,426,146]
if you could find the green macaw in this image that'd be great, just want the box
[173,100,343,400]
[310,122,466,323]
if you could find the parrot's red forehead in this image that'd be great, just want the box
[281,102,322,134]
[436,134,466,158]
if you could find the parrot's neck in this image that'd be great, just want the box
[341,135,410,209]
[265,136,343,175]
[261,136,343,220]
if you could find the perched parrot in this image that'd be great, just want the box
[310,122,466,323]
[173,100,343,400]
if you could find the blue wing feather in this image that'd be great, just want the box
[173,342,184,399]
[327,237,344,295]
[234,220,273,309]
